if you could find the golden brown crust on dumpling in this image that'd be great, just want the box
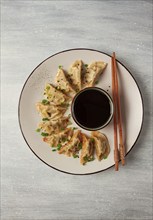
[82,61,107,88]
[58,130,82,157]
[80,134,94,165]
[36,102,67,119]
[43,127,74,147]
[91,131,110,161]
[55,68,76,96]
[68,60,83,91]
[38,116,71,136]
[44,83,70,105]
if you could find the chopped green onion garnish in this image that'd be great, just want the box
[52,149,57,152]
[88,157,95,162]
[73,127,77,130]
[61,103,69,107]
[78,143,82,150]
[57,143,62,150]
[42,99,49,105]
[73,154,79,158]
[61,137,67,142]
[41,132,49,137]
[84,64,88,67]
[61,127,65,131]
[42,118,49,121]
[91,138,95,143]
[36,128,41,132]
[46,86,50,90]
[58,65,63,69]
[103,155,108,159]
[83,155,94,162]
[83,155,88,162]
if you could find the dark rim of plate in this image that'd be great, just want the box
[18,48,144,175]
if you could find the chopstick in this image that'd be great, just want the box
[113,52,125,166]
[111,56,119,171]
[111,52,125,170]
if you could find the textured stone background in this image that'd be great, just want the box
[1,1,152,220]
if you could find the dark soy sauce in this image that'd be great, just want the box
[73,89,111,129]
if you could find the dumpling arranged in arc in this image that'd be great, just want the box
[36,59,110,165]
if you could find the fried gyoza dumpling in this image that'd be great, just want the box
[58,130,82,157]
[68,60,83,91]
[55,68,76,96]
[80,134,94,165]
[82,61,107,88]
[91,131,110,161]
[36,102,67,119]
[43,127,74,147]
[44,84,70,105]
[38,116,71,135]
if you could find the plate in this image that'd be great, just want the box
[18,48,144,175]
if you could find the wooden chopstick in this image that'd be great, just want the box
[111,56,119,171]
[112,52,125,166]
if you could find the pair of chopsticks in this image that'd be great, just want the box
[111,52,125,171]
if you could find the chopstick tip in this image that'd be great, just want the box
[121,159,125,166]
[113,52,116,58]
[115,162,119,171]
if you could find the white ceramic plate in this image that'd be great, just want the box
[19,48,144,175]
